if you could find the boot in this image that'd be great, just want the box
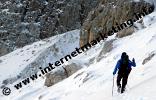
[121,87,125,93]
[117,85,121,93]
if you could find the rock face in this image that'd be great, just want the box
[96,39,115,62]
[0,0,154,56]
[44,68,67,87]
[44,63,82,87]
[142,52,155,65]
[0,0,99,56]
[80,0,154,47]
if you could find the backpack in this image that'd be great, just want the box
[118,55,130,75]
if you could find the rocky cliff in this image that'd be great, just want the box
[80,0,154,47]
[0,0,154,56]
[0,0,99,56]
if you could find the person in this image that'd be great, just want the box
[113,52,136,93]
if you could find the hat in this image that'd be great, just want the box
[121,52,127,59]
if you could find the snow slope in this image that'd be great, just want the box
[1,7,156,100]
[0,29,80,85]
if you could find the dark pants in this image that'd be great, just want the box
[117,69,131,92]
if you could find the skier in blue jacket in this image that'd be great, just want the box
[113,52,136,93]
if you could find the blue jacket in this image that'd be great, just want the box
[113,58,136,75]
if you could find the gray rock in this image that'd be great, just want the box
[97,39,116,62]
[80,0,154,47]
[0,59,2,63]
[142,52,155,65]
[0,0,99,56]
[44,68,67,87]
[44,63,82,87]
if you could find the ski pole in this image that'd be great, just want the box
[112,76,114,96]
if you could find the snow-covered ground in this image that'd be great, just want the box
[0,29,80,84]
[1,6,156,100]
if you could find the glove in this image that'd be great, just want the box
[113,72,116,75]
[132,58,135,62]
